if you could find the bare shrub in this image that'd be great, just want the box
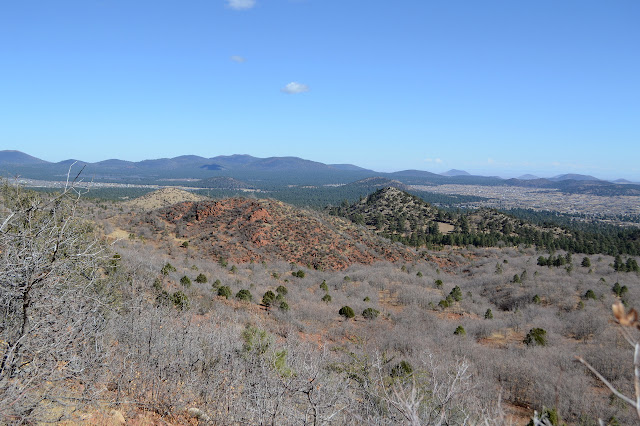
[0,180,113,422]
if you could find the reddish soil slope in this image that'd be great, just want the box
[159,198,417,270]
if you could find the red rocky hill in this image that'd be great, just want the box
[157,198,417,270]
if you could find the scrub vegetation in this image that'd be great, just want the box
[2,181,640,424]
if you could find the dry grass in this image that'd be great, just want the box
[106,228,131,241]
[124,187,209,210]
[436,221,455,234]
[478,328,525,348]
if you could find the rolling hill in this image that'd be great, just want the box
[441,169,471,177]
[126,197,418,270]
[330,187,563,248]
[550,173,600,182]
[330,187,640,255]
[0,150,49,165]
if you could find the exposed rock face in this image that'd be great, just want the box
[159,198,417,270]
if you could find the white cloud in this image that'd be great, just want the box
[281,82,309,94]
[226,0,256,10]
[425,158,443,164]
[230,55,246,63]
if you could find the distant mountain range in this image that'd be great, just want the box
[0,150,374,184]
[1,150,638,195]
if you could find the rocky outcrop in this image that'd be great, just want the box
[157,198,417,270]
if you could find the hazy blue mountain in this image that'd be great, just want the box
[441,169,470,176]
[505,177,640,196]
[550,173,600,182]
[209,154,258,168]
[517,174,539,180]
[172,155,208,163]
[57,159,90,167]
[138,156,211,170]
[138,158,185,169]
[241,156,332,171]
[329,164,373,172]
[95,159,136,168]
[58,159,81,165]
[390,169,441,178]
[2,150,637,196]
[0,150,49,165]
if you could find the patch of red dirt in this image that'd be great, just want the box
[155,198,418,270]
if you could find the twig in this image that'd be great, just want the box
[574,355,637,407]
[0,212,15,232]
[635,342,640,419]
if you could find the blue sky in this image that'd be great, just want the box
[1,0,638,180]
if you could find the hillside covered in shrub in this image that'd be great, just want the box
[330,187,640,255]
[3,182,640,424]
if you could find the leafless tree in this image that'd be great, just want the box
[0,176,112,422]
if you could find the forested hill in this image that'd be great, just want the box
[329,187,640,256]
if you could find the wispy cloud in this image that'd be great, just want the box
[281,82,310,94]
[226,0,256,10]
[425,158,443,164]
[230,55,246,63]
